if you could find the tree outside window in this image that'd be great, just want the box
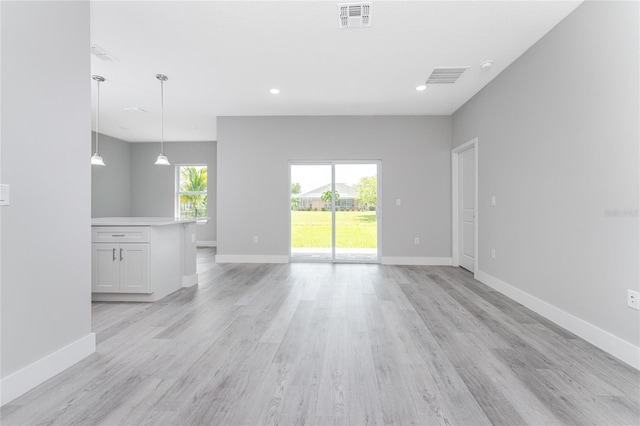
[177,165,207,220]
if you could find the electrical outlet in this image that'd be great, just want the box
[491,195,496,206]
[414,237,419,245]
[396,199,401,206]
[253,236,259,243]
[491,249,496,259]
[628,290,640,310]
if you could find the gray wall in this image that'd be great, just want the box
[452,1,639,346]
[217,116,452,259]
[1,0,93,377]
[91,132,132,217]
[130,142,217,243]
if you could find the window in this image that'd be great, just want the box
[176,165,208,221]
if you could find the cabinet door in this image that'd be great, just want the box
[92,244,120,293]
[119,244,151,293]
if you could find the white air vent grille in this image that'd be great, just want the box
[338,3,371,28]
[426,67,470,84]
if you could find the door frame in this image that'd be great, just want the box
[288,160,382,263]
[451,138,478,274]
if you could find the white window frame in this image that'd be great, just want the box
[175,163,208,224]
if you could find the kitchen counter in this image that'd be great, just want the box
[92,216,197,226]
[91,217,198,302]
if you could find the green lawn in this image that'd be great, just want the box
[291,211,377,248]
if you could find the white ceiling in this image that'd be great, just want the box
[90,1,582,142]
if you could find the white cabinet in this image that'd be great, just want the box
[92,243,150,293]
[119,244,150,293]
[92,244,119,292]
[91,221,194,302]
[91,226,151,295]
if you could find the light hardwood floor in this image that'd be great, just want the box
[2,248,639,425]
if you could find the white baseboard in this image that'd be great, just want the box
[475,269,640,370]
[0,333,96,406]
[197,240,216,247]
[381,256,453,266]
[215,254,289,264]
[182,273,198,287]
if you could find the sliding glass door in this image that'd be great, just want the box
[290,164,333,261]
[290,161,380,263]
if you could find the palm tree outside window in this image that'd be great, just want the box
[177,165,208,221]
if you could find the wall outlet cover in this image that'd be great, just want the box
[628,290,640,310]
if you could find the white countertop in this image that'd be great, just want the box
[92,217,197,226]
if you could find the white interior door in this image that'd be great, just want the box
[458,147,475,271]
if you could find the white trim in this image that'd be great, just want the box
[215,254,289,264]
[0,333,96,406]
[182,273,198,287]
[475,270,640,370]
[196,240,216,247]
[381,256,452,266]
[451,137,478,272]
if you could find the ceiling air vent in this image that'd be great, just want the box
[338,3,371,29]
[426,67,470,84]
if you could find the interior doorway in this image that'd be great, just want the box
[452,138,478,273]
[290,161,380,263]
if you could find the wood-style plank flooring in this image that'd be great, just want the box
[2,248,639,425]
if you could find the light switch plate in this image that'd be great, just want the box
[0,184,9,206]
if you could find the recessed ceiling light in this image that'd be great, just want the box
[123,106,146,113]
[269,88,280,95]
[90,44,115,61]
[416,85,427,91]
[481,60,494,70]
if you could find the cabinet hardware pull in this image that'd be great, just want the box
[112,234,125,237]
[112,248,117,261]
[120,248,124,261]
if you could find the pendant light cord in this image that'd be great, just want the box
[154,74,169,165]
[95,78,100,153]
[92,75,105,157]
[160,78,165,155]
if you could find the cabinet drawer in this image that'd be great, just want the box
[92,227,150,243]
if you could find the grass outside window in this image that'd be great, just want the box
[291,211,377,248]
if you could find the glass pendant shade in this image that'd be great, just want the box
[154,154,170,166]
[91,153,106,166]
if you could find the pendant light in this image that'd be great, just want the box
[91,75,106,166]
[154,74,170,165]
